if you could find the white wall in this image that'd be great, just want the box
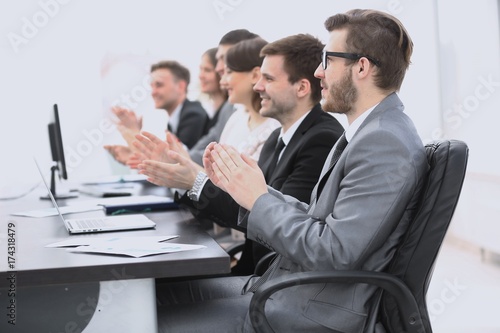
[435,0,500,253]
[0,0,442,190]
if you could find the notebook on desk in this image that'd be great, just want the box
[35,159,156,234]
[77,184,134,198]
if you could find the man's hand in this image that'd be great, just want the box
[203,142,222,188]
[204,143,267,210]
[138,150,204,190]
[126,152,147,169]
[166,131,191,160]
[118,125,140,148]
[104,145,133,165]
[112,106,142,132]
[134,131,173,163]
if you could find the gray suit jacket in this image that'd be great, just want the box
[189,100,235,165]
[241,93,428,333]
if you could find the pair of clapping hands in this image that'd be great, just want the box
[135,132,268,211]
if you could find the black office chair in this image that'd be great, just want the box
[226,241,245,258]
[249,140,469,333]
[227,241,277,276]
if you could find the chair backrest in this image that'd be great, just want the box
[380,140,469,333]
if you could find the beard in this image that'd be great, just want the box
[321,69,357,114]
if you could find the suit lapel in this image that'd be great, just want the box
[309,93,403,204]
[258,130,280,181]
[266,104,324,184]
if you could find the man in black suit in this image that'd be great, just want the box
[105,60,208,163]
[137,34,344,275]
[149,60,208,149]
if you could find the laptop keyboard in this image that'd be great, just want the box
[73,218,108,229]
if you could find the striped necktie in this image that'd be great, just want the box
[315,133,348,200]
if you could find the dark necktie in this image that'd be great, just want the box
[328,133,348,169]
[265,137,285,179]
[167,123,173,133]
[315,133,348,199]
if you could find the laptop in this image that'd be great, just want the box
[35,159,156,234]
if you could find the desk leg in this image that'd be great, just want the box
[83,278,158,333]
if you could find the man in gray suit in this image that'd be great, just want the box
[156,9,428,333]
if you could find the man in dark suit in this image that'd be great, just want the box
[104,60,208,163]
[154,9,428,333]
[136,34,344,275]
[149,60,208,149]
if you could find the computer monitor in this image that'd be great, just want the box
[41,104,78,200]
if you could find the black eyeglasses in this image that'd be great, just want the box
[321,51,381,69]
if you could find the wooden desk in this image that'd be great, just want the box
[0,186,230,332]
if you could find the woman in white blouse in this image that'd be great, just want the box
[219,37,280,161]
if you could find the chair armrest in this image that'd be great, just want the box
[226,242,245,257]
[254,252,277,276]
[249,270,426,333]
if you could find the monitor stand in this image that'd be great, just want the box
[40,165,78,200]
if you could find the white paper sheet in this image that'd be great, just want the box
[68,243,205,258]
[46,235,204,257]
[45,235,179,248]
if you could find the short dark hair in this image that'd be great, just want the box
[219,29,259,46]
[203,47,218,68]
[261,34,325,104]
[150,60,191,87]
[225,37,268,72]
[225,37,268,112]
[324,9,413,91]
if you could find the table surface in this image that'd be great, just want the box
[0,183,230,288]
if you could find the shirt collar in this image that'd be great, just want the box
[279,110,311,146]
[167,101,184,133]
[345,104,378,142]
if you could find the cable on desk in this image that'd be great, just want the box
[0,181,41,200]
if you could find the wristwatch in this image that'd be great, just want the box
[187,171,208,201]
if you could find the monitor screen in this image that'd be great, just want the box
[49,104,68,180]
[41,104,77,199]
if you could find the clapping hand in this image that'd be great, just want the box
[111,106,142,132]
[138,150,203,190]
[103,145,133,165]
[133,131,174,164]
[203,143,267,210]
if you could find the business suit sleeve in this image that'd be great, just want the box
[247,129,426,271]
[177,126,336,233]
[236,126,339,228]
[189,102,234,165]
[176,102,209,149]
[175,180,245,232]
